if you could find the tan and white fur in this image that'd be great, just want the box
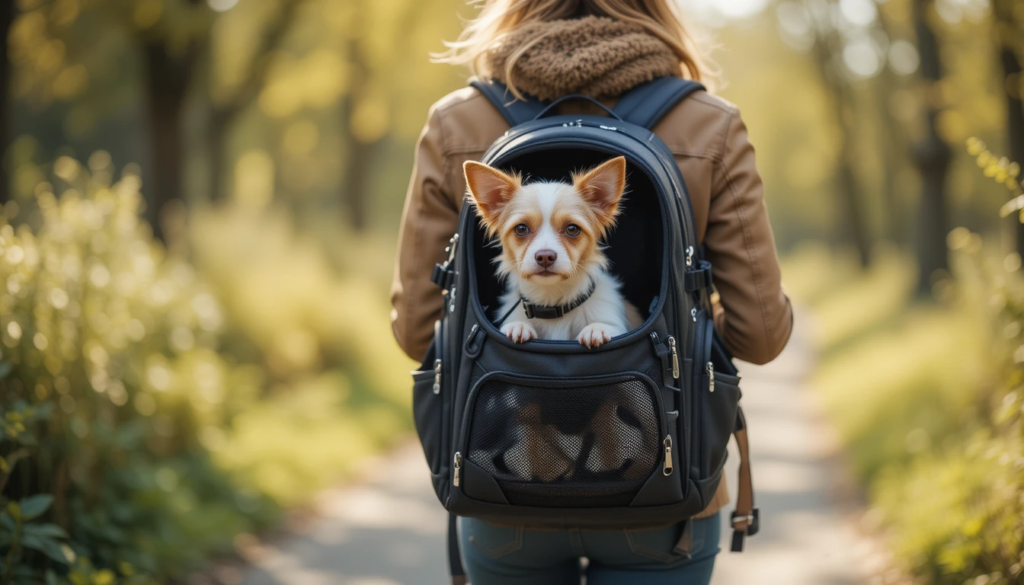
[465,157,646,481]
[464,156,643,348]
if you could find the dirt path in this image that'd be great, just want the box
[239,321,885,584]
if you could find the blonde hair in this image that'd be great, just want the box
[436,0,716,96]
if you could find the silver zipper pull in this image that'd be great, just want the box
[707,362,715,393]
[432,359,442,394]
[662,436,673,476]
[667,336,680,380]
[686,246,694,267]
[444,233,459,263]
[453,452,462,486]
[691,307,697,322]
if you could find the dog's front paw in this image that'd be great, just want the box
[578,323,613,349]
[501,321,537,343]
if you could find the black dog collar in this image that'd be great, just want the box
[521,278,596,320]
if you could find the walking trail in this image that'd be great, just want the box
[238,321,888,585]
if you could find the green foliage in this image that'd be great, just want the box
[805,147,1024,583]
[0,151,416,582]
[0,159,282,584]
[810,247,1024,582]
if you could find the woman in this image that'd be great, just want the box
[390,1,793,582]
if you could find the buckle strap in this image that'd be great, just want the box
[521,277,596,320]
[431,263,454,291]
[431,234,460,291]
[684,260,713,293]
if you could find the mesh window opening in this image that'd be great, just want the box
[466,377,661,508]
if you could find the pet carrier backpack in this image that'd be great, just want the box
[412,76,759,584]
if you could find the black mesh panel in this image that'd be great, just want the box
[466,377,661,507]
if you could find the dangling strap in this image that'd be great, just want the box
[448,513,467,585]
[730,407,760,552]
[611,77,707,130]
[469,79,548,127]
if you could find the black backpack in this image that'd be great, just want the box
[412,77,759,584]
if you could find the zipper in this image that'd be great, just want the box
[649,331,680,383]
[662,435,673,476]
[453,452,462,486]
[433,359,442,394]
[692,309,713,472]
[667,336,680,380]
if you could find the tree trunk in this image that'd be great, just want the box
[207,109,229,201]
[141,42,193,241]
[341,131,381,231]
[341,34,375,232]
[1004,48,1024,256]
[912,0,952,295]
[202,0,305,203]
[810,28,872,267]
[0,0,16,205]
[837,130,873,268]
[876,79,906,245]
[875,9,909,246]
[996,26,1024,255]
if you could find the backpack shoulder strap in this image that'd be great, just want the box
[469,79,548,127]
[612,76,706,130]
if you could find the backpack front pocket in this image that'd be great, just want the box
[459,373,670,508]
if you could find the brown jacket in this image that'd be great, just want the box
[390,18,793,519]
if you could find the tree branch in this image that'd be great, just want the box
[214,0,308,120]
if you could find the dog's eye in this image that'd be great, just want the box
[565,224,581,238]
[514,224,530,237]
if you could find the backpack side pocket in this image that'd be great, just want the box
[412,343,443,474]
[699,331,741,478]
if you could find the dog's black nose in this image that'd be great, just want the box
[535,250,557,268]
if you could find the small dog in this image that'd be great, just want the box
[464,156,643,348]
[464,157,647,483]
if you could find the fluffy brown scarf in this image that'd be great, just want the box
[483,16,681,101]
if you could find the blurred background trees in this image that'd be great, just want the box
[1,0,1023,582]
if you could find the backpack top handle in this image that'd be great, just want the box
[471,76,706,130]
[533,94,622,121]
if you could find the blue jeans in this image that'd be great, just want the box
[460,513,720,585]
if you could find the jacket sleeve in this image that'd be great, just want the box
[390,106,460,362]
[706,109,793,365]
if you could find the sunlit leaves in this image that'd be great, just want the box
[967,138,1024,221]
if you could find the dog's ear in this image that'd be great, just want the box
[573,156,626,227]
[464,161,521,228]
